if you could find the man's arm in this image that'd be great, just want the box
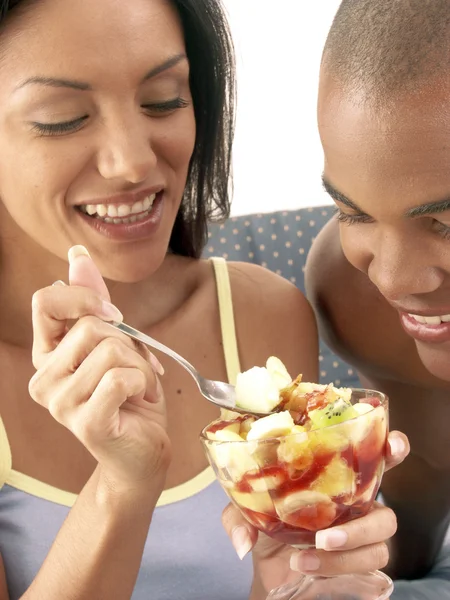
[0,555,8,600]
[358,373,450,580]
[305,217,450,579]
[392,542,450,599]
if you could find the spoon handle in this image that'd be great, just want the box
[110,321,199,381]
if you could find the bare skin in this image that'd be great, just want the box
[0,0,408,598]
[1,256,318,496]
[306,69,450,580]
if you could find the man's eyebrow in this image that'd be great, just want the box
[321,176,363,211]
[406,199,450,217]
[14,54,188,92]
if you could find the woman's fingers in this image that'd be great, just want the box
[68,246,111,300]
[72,337,158,406]
[315,502,397,551]
[30,336,157,419]
[32,285,123,366]
[290,502,396,576]
[291,542,390,576]
[221,503,258,559]
[48,316,151,373]
[73,367,148,439]
[385,430,410,471]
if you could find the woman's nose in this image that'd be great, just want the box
[96,117,157,184]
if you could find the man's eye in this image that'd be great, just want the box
[334,207,373,224]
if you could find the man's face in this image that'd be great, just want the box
[318,68,450,381]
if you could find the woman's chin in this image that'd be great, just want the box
[415,342,450,383]
[96,255,166,285]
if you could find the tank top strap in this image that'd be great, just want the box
[0,416,12,490]
[210,257,241,385]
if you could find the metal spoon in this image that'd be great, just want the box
[110,321,270,416]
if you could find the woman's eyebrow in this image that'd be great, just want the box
[13,53,188,93]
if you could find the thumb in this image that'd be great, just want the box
[68,246,111,301]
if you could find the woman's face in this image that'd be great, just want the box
[318,73,450,380]
[0,0,196,281]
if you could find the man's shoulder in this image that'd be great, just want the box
[305,217,377,309]
[304,217,389,341]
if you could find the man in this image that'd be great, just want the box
[306,0,450,596]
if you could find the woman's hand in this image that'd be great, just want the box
[222,430,409,596]
[28,246,171,493]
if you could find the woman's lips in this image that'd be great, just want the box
[76,192,164,242]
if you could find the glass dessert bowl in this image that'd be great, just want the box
[200,359,393,600]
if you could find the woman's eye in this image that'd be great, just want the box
[334,207,374,225]
[31,116,88,136]
[142,97,189,115]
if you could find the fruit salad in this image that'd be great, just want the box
[202,358,388,547]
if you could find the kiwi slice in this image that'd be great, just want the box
[308,397,358,429]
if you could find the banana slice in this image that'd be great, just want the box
[353,402,374,416]
[235,366,281,413]
[247,411,295,441]
[213,430,243,442]
[266,356,292,389]
[235,357,292,413]
[230,489,274,514]
[205,421,241,440]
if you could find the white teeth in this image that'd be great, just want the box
[410,315,427,324]
[79,193,157,221]
[107,205,118,218]
[117,204,131,217]
[409,313,450,325]
[131,201,144,215]
[144,195,155,211]
[425,316,442,325]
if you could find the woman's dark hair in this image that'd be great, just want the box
[170,0,236,257]
[0,0,236,258]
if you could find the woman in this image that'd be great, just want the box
[0,0,407,598]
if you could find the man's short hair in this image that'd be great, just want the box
[322,0,450,96]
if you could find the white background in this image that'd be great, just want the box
[223,0,341,216]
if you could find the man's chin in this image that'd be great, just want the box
[415,341,450,383]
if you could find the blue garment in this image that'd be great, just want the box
[0,480,253,600]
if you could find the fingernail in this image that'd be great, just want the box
[316,528,348,550]
[149,352,165,376]
[231,526,252,560]
[52,280,67,287]
[68,245,91,263]
[290,551,321,572]
[389,436,406,456]
[101,301,123,323]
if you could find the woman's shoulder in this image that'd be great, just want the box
[226,260,319,381]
